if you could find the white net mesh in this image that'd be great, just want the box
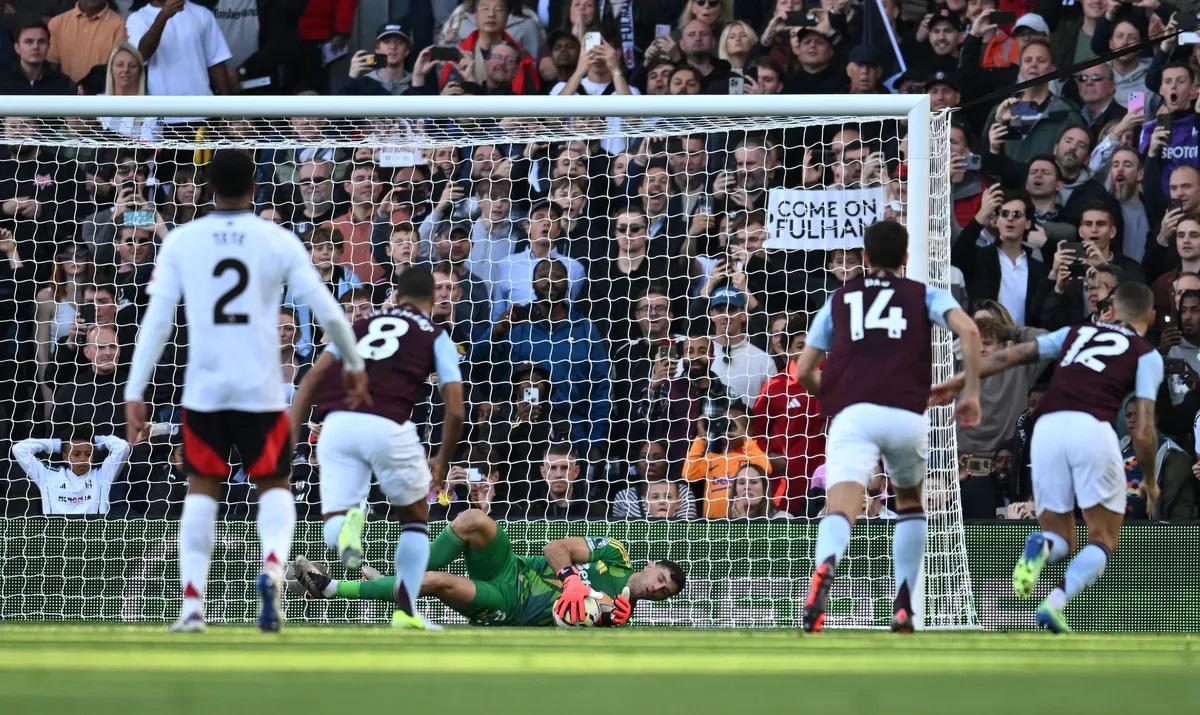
[0,105,974,629]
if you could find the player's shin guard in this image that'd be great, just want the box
[178,493,218,618]
[323,515,345,551]
[394,521,430,617]
[1048,542,1110,610]
[256,487,296,579]
[813,512,851,568]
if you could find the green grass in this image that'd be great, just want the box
[1,625,1198,714]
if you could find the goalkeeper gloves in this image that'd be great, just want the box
[553,566,591,624]
[601,587,632,627]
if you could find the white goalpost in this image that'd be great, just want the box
[0,94,976,629]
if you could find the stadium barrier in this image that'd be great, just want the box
[2,518,1194,630]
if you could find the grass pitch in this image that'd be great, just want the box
[0,625,1197,714]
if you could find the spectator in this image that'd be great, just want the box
[438,0,541,95]
[47,0,128,83]
[707,286,776,406]
[337,286,373,325]
[0,19,73,95]
[1054,126,1105,210]
[522,442,603,520]
[727,463,790,520]
[127,0,234,100]
[1024,155,1063,226]
[539,29,580,87]
[611,285,674,443]
[957,315,1047,460]
[285,223,363,359]
[1075,63,1124,141]
[379,221,419,288]
[33,243,94,404]
[678,19,729,90]
[641,56,675,95]
[278,307,302,398]
[751,315,825,517]
[783,26,841,94]
[1140,64,1199,196]
[478,39,526,94]
[51,324,125,437]
[551,36,634,98]
[494,258,611,456]
[668,63,701,94]
[11,431,130,515]
[293,159,338,229]
[639,479,690,519]
[719,20,757,76]
[1108,147,1152,266]
[112,225,155,310]
[97,44,158,139]
[745,56,784,95]
[431,453,507,521]
[116,426,185,518]
[954,187,1049,326]
[844,45,885,95]
[1098,15,1150,101]
[587,202,678,342]
[983,40,1082,165]
[467,179,525,288]
[1040,254,1120,330]
[684,401,771,519]
[492,198,584,318]
[1151,217,1200,317]
[1162,290,1200,378]
[290,0,355,93]
[1119,398,1192,521]
[160,164,209,231]
[330,162,384,283]
[429,229,493,341]
[611,440,698,519]
[342,21,413,96]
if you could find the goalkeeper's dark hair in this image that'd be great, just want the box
[657,559,687,593]
[396,265,435,301]
[206,150,256,199]
[862,219,907,270]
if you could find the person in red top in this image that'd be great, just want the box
[751,315,826,518]
[290,0,357,93]
[437,0,539,95]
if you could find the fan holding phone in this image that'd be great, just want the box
[345,21,414,95]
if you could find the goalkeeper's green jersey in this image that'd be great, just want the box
[472,537,635,627]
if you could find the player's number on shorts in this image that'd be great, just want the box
[212,258,249,325]
[1059,326,1130,372]
[843,289,908,341]
[356,317,410,360]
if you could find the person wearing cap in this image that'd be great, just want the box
[927,71,963,113]
[707,284,777,407]
[491,198,585,320]
[783,25,841,94]
[1096,16,1151,102]
[902,7,962,79]
[341,20,412,96]
[845,44,886,94]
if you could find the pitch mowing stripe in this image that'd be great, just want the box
[0,646,1195,675]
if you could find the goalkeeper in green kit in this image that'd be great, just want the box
[290,509,687,627]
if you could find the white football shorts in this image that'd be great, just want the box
[824,403,929,490]
[1031,411,1125,515]
[316,411,432,512]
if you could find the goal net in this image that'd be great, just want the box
[0,96,975,629]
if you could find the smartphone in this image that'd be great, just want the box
[728,75,744,95]
[1164,357,1189,375]
[743,65,758,82]
[654,24,672,38]
[965,456,993,477]
[522,387,540,404]
[1062,241,1087,278]
[1181,32,1200,46]
[1163,313,1176,328]
[362,52,388,68]
[466,468,484,483]
[430,46,461,62]
[1127,91,1146,116]
[963,153,982,172]
[1168,197,1184,212]
[988,11,1016,24]
[585,31,602,52]
[1010,101,1037,120]
[786,11,816,27]
[124,210,155,227]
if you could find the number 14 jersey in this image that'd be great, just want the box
[808,272,960,418]
[1035,321,1162,422]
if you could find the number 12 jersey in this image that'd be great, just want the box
[1034,321,1162,421]
[808,272,960,418]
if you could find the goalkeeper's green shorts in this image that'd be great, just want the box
[463,525,524,625]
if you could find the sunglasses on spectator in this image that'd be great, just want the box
[693,0,721,6]
[615,223,647,233]
[995,209,1026,219]
[1074,72,1107,83]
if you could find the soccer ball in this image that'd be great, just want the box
[553,590,613,628]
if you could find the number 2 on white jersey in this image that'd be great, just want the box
[843,289,908,341]
[1059,326,1129,372]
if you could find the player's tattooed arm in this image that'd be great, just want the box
[978,340,1041,378]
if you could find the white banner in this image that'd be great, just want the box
[764,187,887,250]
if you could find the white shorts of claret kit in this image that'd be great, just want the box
[316,411,432,512]
[824,403,929,490]
[1031,411,1125,515]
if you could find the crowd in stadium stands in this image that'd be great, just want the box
[1,0,1199,522]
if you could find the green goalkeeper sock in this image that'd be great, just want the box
[336,577,398,602]
[428,526,466,570]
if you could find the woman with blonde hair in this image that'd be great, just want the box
[677,0,734,30]
[718,20,758,71]
[99,43,159,140]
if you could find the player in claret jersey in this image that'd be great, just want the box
[932,282,1162,633]
[124,151,369,634]
[288,266,465,630]
[794,220,982,633]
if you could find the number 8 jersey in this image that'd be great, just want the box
[1034,321,1162,422]
[808,272,960,418]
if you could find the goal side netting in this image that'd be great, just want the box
[0,96,975,629]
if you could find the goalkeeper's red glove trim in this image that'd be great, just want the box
[553,567,590,624]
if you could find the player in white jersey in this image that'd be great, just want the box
[124,151,369,633]
[12,432,130,515]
